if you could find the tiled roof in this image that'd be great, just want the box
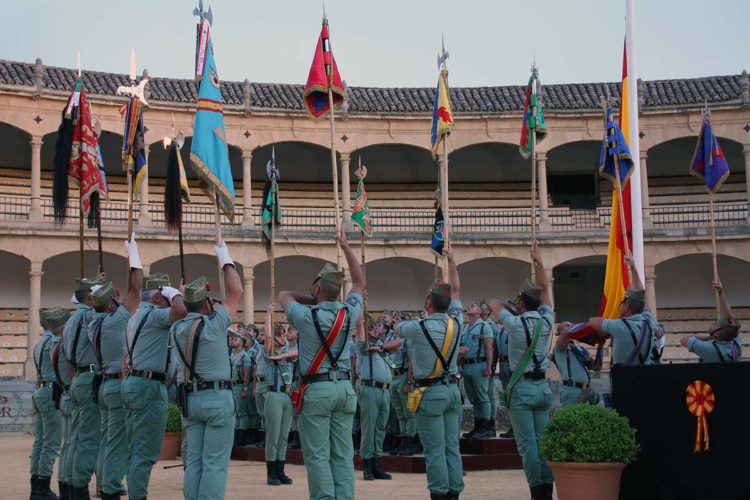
[1,58,747,114]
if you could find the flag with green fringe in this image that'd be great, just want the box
[261,150,282,253]
[352,178,372,236]
[519,67,547,159]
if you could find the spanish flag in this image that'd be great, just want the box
[430,68,454,159]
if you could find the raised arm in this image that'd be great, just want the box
[338,228,365,297]
[556,322,572,349]
[123,233,144,315]
[264,304,275,355]
[443,241,460,300]
[278,291,316,311]
[530,242,551,307]
[714,278,733,320]
[215,242,243,318]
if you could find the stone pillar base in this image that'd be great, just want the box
[539,220,553,232]
[28,208,43,223]
[241,217,255,229]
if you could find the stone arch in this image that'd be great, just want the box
[251,141,336,184]
[448,142,530,183]
[546,140,603,209]
[349,143,436,184]
[552,255,607,322]
[363,257,436,312]
[253,255,333,311]
[458,257,532,304]
[147,138,243,182]
[41,250,128,307]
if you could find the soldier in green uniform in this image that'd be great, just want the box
[63,274,103,499]
[480,302,500,436]
[87,251,141,500]
[489,243,554,500]
[51,324,74,500]
[171,241,243,500]
[285,326,301,449]
[279,229,364,500]
[680,278,743,362]
[229,328,251,446]
[459,301,495,439]
[30,307,69,499]
[395,241,463,500]
[242,325,263,446]
[253,327,268,448]
[355,316,393,481]
[552,324,593,407]
[262,312,295,486]
[386,316,419,457]
[121,235,187,500]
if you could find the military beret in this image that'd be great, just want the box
[315,263,344,288]
[625,288,645,303]
[430,282,452,299]
[41,307,71,330]
[520,279,543,300]
[184,276,209,304]
[142,272,171,291]
[75,276,104,292]
[718,315,741,336]
[91,282,117,308]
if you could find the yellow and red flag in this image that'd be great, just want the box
[430,68,454,159]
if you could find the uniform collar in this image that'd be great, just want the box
[315,301,343,310]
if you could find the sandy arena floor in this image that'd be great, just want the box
[3,433,545,499]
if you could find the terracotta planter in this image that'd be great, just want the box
[160,432,181,460]
[549,461,626,500]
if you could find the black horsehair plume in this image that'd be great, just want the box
[52,107,75,224]
[164,141,183,231]
[87,192,100,229]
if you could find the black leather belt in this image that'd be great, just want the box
[362,380,390,390]
[415,375,458,388]
[74,364,97,375]
[463,357,487,365]
[393,368,408,376]
[128,369,167,383]
[196,380,233,392]
[103,373,122,381]
[267,384,289,393]
[523,371,547,381]
[563,380,589,389]
[36,381,55,388]
[301,370,351,384]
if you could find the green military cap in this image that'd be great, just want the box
[75,276,104,292]
[430,282,452,299]
[92,281,117,308]
[142,272,171,291]
[315,263,344,287]
[520,279,543,300]
[718,315,741,336]
[625,288,645,303]
[184,276,209,304]
[41,307,71,330]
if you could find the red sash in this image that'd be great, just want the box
[292,308,348,413]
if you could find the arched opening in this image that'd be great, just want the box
[253,256,332,311]
[0,250,30,308]
[547,141,602,209]
[553,255,606,322]
[150,253,245,299]
[449,142,529,183]
[458,257,532,304]
[0,122,31,170]
[364,257,436,312]
[41,251,128,307]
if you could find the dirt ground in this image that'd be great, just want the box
[4,433,544,499]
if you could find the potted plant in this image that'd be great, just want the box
[160,403,182,460]
[540,404,638,500]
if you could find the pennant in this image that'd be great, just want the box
[261,151,282,253]
[689,116,730,193]
[431,204,445,257]
[120,97,148,195]
[303,18,345,121]
[519,67,547,159]
[430,68,454,159]
[189,17,235,220]
[352,178,372,236]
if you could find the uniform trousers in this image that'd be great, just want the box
[462,362,491,419]
[30,385,62,477]
[389,373,416,437]
[358,384,390,459]
[70,372,102,488]
[98,378,128,495]
[264,389,293,461]
[508,378,553,488]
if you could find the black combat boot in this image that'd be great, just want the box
[429,492,447,500]
[446,491,461,499]
[541,483,554,499]
[500,425,514,439]
[30,475,39,499]
[34,476,59,500]
[69,485,91,500]
[99,493,120,500]
[461,419,479,439]
[276,460,293,485]
[288,431,301,449]
[530,484,547,500]
[362,458,375,480]
[475,418,496,439]
[266,461,281,486]
[58,482,70,500]
[372,457,392,480]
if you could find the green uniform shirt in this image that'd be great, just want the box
[688,336,742,363]
[231,349,249,384]
[54,341,72,386]
[461,318,494,360]
[260,343,291,386]
[171,306,233,382]
[500,304,554,373]
[88,305,129,375]
[397,299,463,380]
[127,302,172,373]
[388,330,411,370]
[286,292,363,375]
[33,331,59,382]
[356,339,393,383]
[494,324,509,360]
[553,343,590,385]
[63,304,95,369]
[602,312,657,365]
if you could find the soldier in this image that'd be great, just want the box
[394,241,463,500]
[278,229,364,500]
[50,322,74,500]
[30,307,69,500]
[229,328,251,447]
[253,325,268,449]
[386,315,419,457]
[121,236,187,500]
[459,300,495,439]
[63,274,104,499]
[552,323,594,407]
[489,242,554,500]
[263,312,295,486]
[680,278,743,362]
[171,241,243,499]
[88,247,141,500]
[285,325,302,449]
[242,324,263,446]
[480,301,500,436]
[355,315,393,481]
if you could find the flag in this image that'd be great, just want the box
[689,116,730,193]
[120,96,148,194]
[87,143,109,229]
[598,105,634,185]
[431,204,445,257]
[261,150,282,252]
[519,67,547,159]
[190,16,235,220]
[430,68,454,158]
[164,140,191,231]
[303,17,345,121]
[352,178,372,236]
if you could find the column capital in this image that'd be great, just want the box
[640,150,648,160]
[30,135,43,147]
[241,149,254,161]
[339,152,351,162]
[536,151,548,161]
[743,144,750,154]
[29,261,44,275]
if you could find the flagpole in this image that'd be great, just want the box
[79,202,84,279]
[178,221,186,284]
[530,127,537,282]
[360,229,367,312]
[96,205,103,273]
[213,191,226,300]
[709,192,720,314]
[271,206,276,309]
[327,84,343,275]
[604,101,632,260]
[440,140,450,285]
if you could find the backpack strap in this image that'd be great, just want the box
[126,310,153,368]
[92,316,106,371]
[507,319,544,392]
[34,336,53,382]
[418,317,459,378]
[621,319,651,366]
[66,316,86,370]
[173,318,206,384]
[310,308,350,371]
[521,318,543,371]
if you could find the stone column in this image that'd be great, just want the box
[640,150,653,228]
[744,145,750,223]
[645,265,657,319]
[25,261,43,380]
[29,135,43,222]
[340,153,352,231]
[138,147,151,226]
[243,266,254,324]
[537,152,551,230]
[241,150,254,228]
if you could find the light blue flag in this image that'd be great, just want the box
[190,19,235,220]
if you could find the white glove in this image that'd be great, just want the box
[214,241,235,268]
[125,233,142,270]
[70,292,79,304]
[159,286,182,305]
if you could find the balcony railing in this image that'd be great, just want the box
[0,196,746,236]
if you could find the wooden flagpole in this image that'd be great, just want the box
[440,139,450,285]
[96,205,103,273]
[178,221,186,284]
[327,80,343,273]
[79,203,85,279]
[709,192,720,314]
[214,191,226,300]
[360,230,367,312]
[530,128,538,282]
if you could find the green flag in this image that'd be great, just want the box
[352,178,372,236]
[519,67,547,159]
[261,152,281,251]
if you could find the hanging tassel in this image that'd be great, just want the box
[164,142,183,231]
[52,109,75,224]
[87,192,99,229]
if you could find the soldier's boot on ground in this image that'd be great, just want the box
[288,431,301,449]
[388,435,402,455]
[446,491,460,499]
[474,418,495,439]
[29,475,39,499]
[461,419,479,439]
[266,461,281,486]
[499,425,514,439]
[100,493,120,500]
[32,476,59,500]
[429,492,447,500]
[530,484,549,500]
[396,436,418,456]
[541,483,554,499]
[381,433,396,453]
[372,457,392,480]
[275,461,293,485]
[362,458,375,481]
[253,431,266,448]
[58,482,71,500]
[70,485,91,500]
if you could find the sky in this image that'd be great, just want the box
[2,0,748,88]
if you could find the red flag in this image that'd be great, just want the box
[303,19,345,121]
[68,87,105,217]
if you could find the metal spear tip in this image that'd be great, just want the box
[129,48,136,81]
